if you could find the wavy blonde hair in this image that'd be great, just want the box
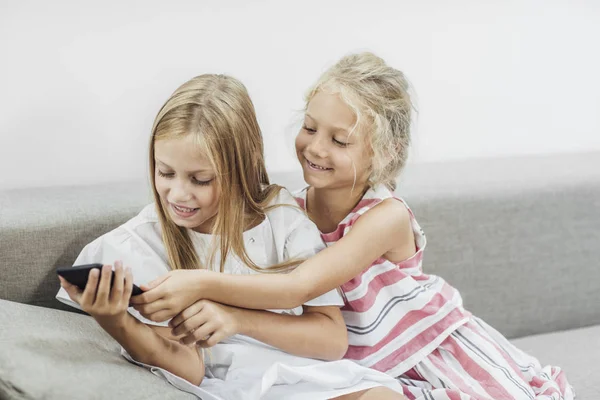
[305,52,413,191]
[149,74,298,273]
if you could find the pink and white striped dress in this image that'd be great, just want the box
[296,184,574,400]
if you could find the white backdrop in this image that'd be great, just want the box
[1,0,599,190]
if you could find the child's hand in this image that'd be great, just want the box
[130,269,213,322]
[169,300,242,347]
[59,261,133,326]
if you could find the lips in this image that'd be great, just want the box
[170,203,200,218]
[305,157,333,171]
[172,204,198,212]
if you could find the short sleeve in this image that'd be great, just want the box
[284,217,344,308]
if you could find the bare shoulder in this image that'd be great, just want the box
[354,198,412,234]
[352,198,416,262]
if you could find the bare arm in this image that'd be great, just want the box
[171,302,348,361]
[199,199,414,309]
[96,313,205,385]
[238,305,348,360]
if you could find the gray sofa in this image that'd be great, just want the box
[1,152,599,399]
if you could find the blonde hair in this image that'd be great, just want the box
[149,74,298,273]
[305,52,413,191]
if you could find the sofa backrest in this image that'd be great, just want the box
[1,152,599,339]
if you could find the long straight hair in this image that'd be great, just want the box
[149,74,299,273]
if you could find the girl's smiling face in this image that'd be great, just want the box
[154,134,220,233]
[295,91,372,191]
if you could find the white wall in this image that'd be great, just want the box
[1,0,599,190]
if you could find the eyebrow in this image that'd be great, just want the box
[305,113,351,135]
[155,159,213,174]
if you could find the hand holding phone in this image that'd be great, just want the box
[57,263,143,296]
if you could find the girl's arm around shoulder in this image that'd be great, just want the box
[199,198,415,309]
[168,299,348,361]
[235,304,348,361]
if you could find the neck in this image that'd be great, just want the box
[308,183,369,232]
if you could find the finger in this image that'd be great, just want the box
[170,300,206,329]
[129,285,165,305]
[110,261,124,304]
[147,310,170,323]
[196,330,223,348]
[123,266,134,304]
[147,309,175,323]
[95,264,113,307]
[180,321,217,346]
[80,268,100,306]
[59,276,83,304]
[139,274,170,292]
[132,299,167,318]
[172,307,210,337]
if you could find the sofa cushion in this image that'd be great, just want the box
[0,299,194,400]
[511,324,600,400]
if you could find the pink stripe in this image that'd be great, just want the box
[403,368,423,381]
[320,223,347,243]
[461,321,529,384]
[412,272,432,282]
[427,348,477,398]
[398,249,424,271]
[340,270,366,293]
[342,268,410,312]
[529,368,567,396]
[440,334,515,400]
[356,306,467,372]
[555,368,568,395]
[294,197,305,209]
[345,286,458,360]
[446,391,463,400]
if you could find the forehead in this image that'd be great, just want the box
[306,91,356,131]
[154,135,213,171]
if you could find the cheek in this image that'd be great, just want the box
[295,132,307,152]
[336,149,370,173]
[154,177,168,197]
[198,186,220,210]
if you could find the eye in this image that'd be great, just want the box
[332,138,349,147]
[157,170,174,178]
[192,177,213,186]
[302,125,317,133]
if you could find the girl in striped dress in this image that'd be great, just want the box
[133,54,574,400]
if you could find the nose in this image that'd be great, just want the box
[169,178,193,203]
[306,132,328,159]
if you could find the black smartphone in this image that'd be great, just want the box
[57,263,143,296]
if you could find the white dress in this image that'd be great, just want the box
[56,188,404,400]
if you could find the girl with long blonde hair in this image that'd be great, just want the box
[57,74,407,399]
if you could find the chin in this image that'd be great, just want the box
[166,212,197,228]
[301,172,329,189]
